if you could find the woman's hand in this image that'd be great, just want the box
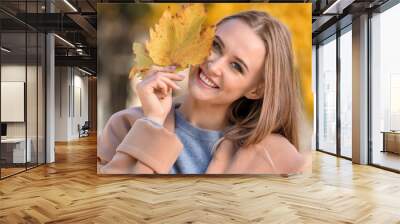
[135,65,184,125]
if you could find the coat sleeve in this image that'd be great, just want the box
[257,134,306,175]
[97,108,183,174]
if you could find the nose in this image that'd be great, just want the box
[206,57,224,77]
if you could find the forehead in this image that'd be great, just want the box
[216,19,265,64]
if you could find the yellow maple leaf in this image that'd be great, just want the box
[129,42,153,78]
[130,4,215,79]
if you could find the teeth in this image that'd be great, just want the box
[199,72,217,88]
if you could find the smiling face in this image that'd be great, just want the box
[187,18,266,105]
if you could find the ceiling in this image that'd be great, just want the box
[312,0,391,43]
[0,0,395,75]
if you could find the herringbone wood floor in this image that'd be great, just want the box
[1,135,400,223]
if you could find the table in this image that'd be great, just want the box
[1,138,32,164]
[381,131,400,154]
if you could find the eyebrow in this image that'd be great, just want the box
[215,35,249,72]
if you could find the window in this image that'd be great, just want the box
[0,1,47,179]
[339,27,352,158]
[317,36,337,154]
[370,2,400,171]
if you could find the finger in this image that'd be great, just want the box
[144,68,158,77]
[166,87,172,95]
[160,88,172,100]
[160,77,182,90]
[156,71,185,81]
[162,87,173,99]
[151,65,176,73]
[154,89,166,100]
[155,79,169,97]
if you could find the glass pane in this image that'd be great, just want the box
[27,31,38,169]
[38,32,45,165]
[1,30,27,177]
[371,3,400,171]
[340,29,352,158]
[318,37,337,154]
[0,1,46,178]
[312,45,317,150]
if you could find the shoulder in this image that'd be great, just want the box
[255,134,305,174]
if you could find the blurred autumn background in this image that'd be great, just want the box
[97,3,312,152]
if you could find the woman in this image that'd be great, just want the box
[97,10,309,174]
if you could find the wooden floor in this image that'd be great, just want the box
[1,167,26,178]
[1,162,45,178]
[372,150,400,171]
[1,135,400,223]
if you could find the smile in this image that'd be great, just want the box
[197,67,219,89]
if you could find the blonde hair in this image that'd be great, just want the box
[218,11,301,151]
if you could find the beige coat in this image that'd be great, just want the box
[97,103,309,174]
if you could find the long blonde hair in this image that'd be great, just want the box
[219,11,301,151]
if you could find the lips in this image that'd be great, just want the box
[197,66,219,89]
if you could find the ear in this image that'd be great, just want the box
[244,83,264,100]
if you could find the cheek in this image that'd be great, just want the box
[208,51,219,61]
[186,65,251,104]
[188,66,198,85]
[220,75,251,99]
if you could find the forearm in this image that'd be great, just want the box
[114,118,183,173]
[98,116,183,174]
[99,151,139,174]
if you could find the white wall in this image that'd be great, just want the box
[54,67,89,141]
[1,82,25,122]
[71,72,89,138]
[1,65,26,141]
[55,67,69,141]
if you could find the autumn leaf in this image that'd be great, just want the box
[129,42,153,78]
[130,3,215,79]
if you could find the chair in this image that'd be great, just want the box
[78,121,90,138]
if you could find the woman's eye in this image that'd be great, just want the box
[231,62,243,74]
[212,40,221,53]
